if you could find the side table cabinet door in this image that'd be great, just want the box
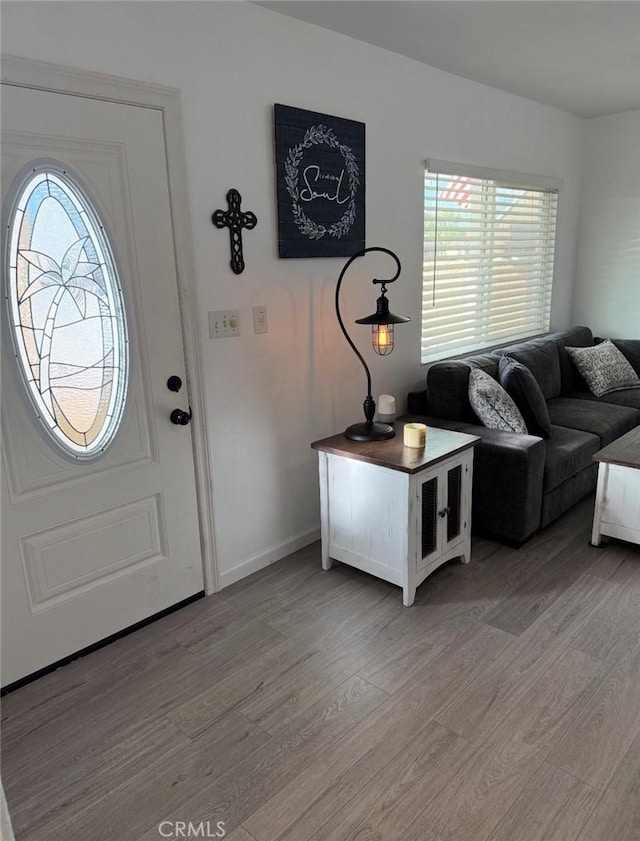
[445,460,463,546]
[442,453,472,553]
[418,472,440,568]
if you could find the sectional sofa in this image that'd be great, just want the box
[407,327,640,544]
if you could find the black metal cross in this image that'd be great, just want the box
[212,189,257,275]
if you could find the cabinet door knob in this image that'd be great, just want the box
[439,507,450,518]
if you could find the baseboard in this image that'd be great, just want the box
[218,527,321,589]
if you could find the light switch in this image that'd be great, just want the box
[209,310,240,338]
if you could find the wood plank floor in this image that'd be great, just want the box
[3,495,640,841]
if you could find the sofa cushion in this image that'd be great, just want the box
[503,340,562,400]
[565,388,640,411]
[543,426,600,492]
[554,326,594,393]
[498,356,552,438]
[468,369,527,433]
[546,397,639,446]
[610,339,640,377]
[426,362,476,422]
[426,353,499,422]
[566,340,640,397]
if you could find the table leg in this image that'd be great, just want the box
[403,584,416,607]
[591,464,606,547]
[318,451,333,569]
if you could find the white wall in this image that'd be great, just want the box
[572,110,640,338]
[2,1,586,586]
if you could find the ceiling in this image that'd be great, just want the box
[257,1,640,118]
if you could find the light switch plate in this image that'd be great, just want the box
[209,309,240,338]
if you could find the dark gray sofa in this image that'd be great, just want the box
[407,327,640,544]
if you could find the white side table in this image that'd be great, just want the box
[591,427,640,547]
[311,423,479,606]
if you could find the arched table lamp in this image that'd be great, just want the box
[335,247,410,441]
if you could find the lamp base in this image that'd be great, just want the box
[344,421,395,442]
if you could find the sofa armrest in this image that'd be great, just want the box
[417,416,546,543]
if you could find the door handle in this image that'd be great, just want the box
[167,375,183,393]
[170,407,192,425]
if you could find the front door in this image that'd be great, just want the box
[1,83,204,687]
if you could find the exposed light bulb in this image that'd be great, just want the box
[372,324,394,356]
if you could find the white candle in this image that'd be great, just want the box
[404,422,427,448]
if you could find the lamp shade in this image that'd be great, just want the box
[355,293,410,356]
[355,293,411,326]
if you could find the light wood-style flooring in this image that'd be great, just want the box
[3,496,640,841]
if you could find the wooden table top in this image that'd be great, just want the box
[311,419,479,475]
[594,426,640,469]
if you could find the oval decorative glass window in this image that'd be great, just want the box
[5,165,128,459]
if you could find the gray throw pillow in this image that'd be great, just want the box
[468,368,527,433]
[566,340,640,397]
[499,356,552,439]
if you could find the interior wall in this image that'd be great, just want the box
[572,110,640,338]
[2,1,586,585]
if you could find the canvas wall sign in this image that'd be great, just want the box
[274,104,365,258]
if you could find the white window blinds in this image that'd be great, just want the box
[422,160,560,363]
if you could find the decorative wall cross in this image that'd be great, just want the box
[212,189,257,275]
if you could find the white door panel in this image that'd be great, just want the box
[1,85,204,686]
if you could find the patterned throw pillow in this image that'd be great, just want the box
[498,356,552,438]
[566,340,640,397]
[468,368,527,433]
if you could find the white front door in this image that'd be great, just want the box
[1,84,204,687]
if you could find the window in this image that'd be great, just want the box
[422,160,560,363]
[5,164,128,459]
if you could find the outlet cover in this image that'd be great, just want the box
[253,305,268,334]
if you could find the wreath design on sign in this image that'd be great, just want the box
[284,125,360,240]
